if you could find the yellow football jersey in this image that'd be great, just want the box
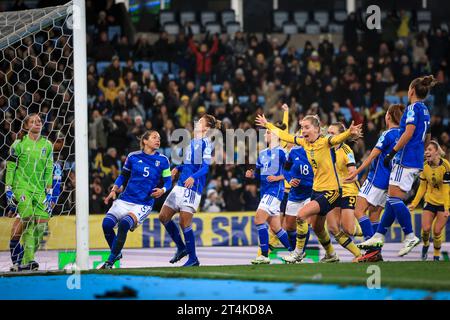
[266,122,352,192]
[281,110,291,191]
[335,143,360,197]
[411,158,450,211]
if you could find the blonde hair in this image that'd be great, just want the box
[427,140,445,158]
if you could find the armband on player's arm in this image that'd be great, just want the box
[328,129,351,146]
[161,167,172,193]
[443,172,450,211]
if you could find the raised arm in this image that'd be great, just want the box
[329,121,362,146]
[255,114,302,146]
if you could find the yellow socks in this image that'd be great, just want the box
[433,232,442,258]
[335,231,361,257]
[316,228,335,256]
[295,220,309,252]
[421,229,430,247]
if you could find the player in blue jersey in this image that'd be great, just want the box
[358,75,435,256]
[8,148,63,272]
[345,104,404,262]
[159,114,220,267]
[280,145,314,264]
[246,122,293,264]
[100,131,172,269]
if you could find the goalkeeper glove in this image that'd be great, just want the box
[383,149,398,168]
[43,189,53,214]
[6,186,16,207]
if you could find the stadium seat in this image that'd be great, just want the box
[333,10,347,23]
[238,96,249,104]
[328,23,343,33]
[305,21,321,34]
[418,22,431,32]
[108,25,121,40]
[201,11,217,27]
[159,9,176,27]
[258,96,265,105]
[170,62,180,75]
[96,61,110,75]
[164,22,180,35]
[293,11,309,30]
[205,22,221,34]
[385,95,401,104]
[221,9,236,26]
[152,61,169,75]
[440,23,449,32]
[135,61,151,72]
[282,22,298,35]
[273,10,289,31]
[417,10,431,22]
[180,11,196,26]
[188,22,201,35]
[212,84,222,93]
[226,21,241,35]
[313,11,329,30]
[340,107,352,122]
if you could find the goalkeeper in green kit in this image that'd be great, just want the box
[6,113,53,271]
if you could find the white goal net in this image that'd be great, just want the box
[0,1,86,272]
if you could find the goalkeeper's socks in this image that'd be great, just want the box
[276,228,291,250]
[256,223,269,257]
[358,215,374,240]
[33,223,47,254]
[102,214,118,249]
[377,199,396,235]
[182,225,197,261]
[163,220,186,250]
[108,215,134,262]
[287,230,297,251]
[22,220,36,265]
[9,239,24,265]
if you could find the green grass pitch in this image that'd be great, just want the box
[93,261,450,291]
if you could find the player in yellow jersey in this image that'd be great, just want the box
[408,141,449,261]
[256,114,363,262]
[325,122,362,260]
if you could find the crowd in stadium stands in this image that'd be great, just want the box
[1,2,450,215]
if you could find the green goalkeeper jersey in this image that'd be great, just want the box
[6,134,53,193]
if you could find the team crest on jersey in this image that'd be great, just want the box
[155,160,160,167]
[20,195,26,202]
[42,148,47,156]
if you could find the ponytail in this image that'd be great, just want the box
[410,75,438,99]
[387,104,406,125]
[203,114,222,129]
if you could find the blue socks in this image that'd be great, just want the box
[108,215,134,262]
[276,229,292,251]
[102,214,118,249]
[182,225,197,262]
[164,220,186,250]
[287,230,297,251]
[256,223,269,257]
[389,196,414,235]
[358,215,374,240]
[10,239,24,265]
[377,198,397,235]
[371,221,380,234]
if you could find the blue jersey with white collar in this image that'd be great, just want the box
[177,137,213,195]
[256,146,287,201]
[395,101,430,169]
[367,128,400,190]
[283,146,313,202]
[119,150,171,206]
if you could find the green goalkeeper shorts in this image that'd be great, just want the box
[15,189,49,219]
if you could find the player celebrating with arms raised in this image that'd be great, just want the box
[159,114,220,267]
[5,114,53,271]
[246,122,293,264]
[358,75,435,256]
[256,114,362,262]
[408,141,449,261]
[100,130,172,269]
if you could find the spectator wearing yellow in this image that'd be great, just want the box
[176,95,192,128]
[98,77,126,104]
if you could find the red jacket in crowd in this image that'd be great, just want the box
[188,37,219,76]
